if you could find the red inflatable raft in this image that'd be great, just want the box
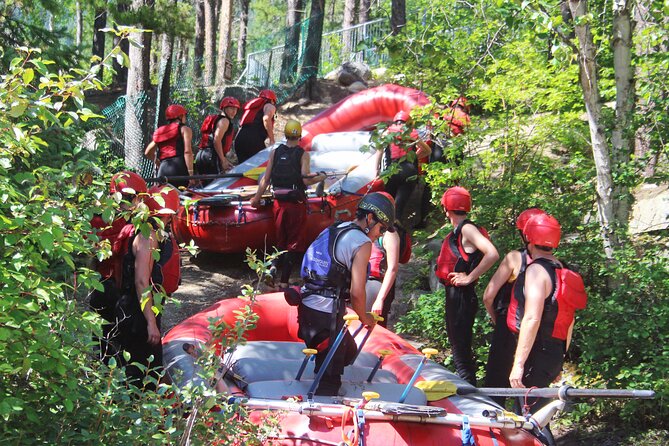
[163,294,544,446]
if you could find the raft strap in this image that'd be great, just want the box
[461,415,476,446]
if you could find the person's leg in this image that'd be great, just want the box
[484,312,517,406]
[393,162,418,222]
[444,285,479,386]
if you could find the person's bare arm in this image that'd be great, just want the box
[482,250,520,323]
[182,126,194,176]
[213,118,233,171]
[350,242,376,327]
[250,149,275,208]
[371,231,400,316]
[509,264,550,388]
[133,231,161,346]
[145,141,159,169]
[448,224,499,286]
[263,103,276,145]
[415,139,432,159]
[301,152,326,186]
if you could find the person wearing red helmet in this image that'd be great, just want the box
[435,186,499,386]
[481,207,546,405]
[506,213,587,416]
[298,192,395,396]
[234,89,277,163]
[376,110,431,225]
[196,96,241,180]
[250,120,326,289]
[144,104,194,188]
[113,184,182,389]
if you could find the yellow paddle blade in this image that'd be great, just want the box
[243,166,267,180]
[414,380,458,401]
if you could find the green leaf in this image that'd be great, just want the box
[22,68,34,84]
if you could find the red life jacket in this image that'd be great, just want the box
[435,219,490,283]
[240,97,270,126]
[91,215,130,280]
[199,115,234,155]
[506,257,587,341]
[387,124,421,161]
[443,107,470,136]
[153,122,184,160]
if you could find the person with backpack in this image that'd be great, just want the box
[298,192,395,396]
[234,89,277,164]
[365,210,411,327]
[481,207,546,406]
[89,171,147,358]
[195,96,240,180]
[435,186,499,386]
[376,110,431,225]
[113,184,181,389]
[507,214,587,411]
[250,120,326,289]
[144,104,194,189]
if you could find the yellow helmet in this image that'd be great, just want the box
[284,119,302,139]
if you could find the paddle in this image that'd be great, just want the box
[456,385,655,400]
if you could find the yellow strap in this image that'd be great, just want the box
[414,380,458,401]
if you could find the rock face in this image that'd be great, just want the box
[325,61,372,88]
[629,183,669,235]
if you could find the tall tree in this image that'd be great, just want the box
[157,2,177,126]
[203,0,216,85]
[390,0,406,35]
[91,7,107,79]
[343,0,357,53]
[237,0,250,67]
[301,0,325,99]
[358,0,371,23]
[216,0,233,85]
[75,1,83,47]
[124,0,153,171]
[112,1,130,88]
[194,0,205,81]
[280,0,304,83]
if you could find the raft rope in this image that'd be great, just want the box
[522,386,540,416]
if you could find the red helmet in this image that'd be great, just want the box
[220,96,241,110]
[451,96,470,113]
[441,186,471,212]
[144,184,180,215]
[516,207,547,232]
[165,104,187,120]
[524,214,561,248]
[110,171,147,195]
[393,110,410,122]
[359,192,396,231]
[259,89,277,102]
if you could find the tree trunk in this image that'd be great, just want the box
[359,0,371,23]
[91,8,107,79]
[112,1,130,88]
[157,30,175,127]
[216,0,233,85]
[280,0,304,84]
[343,0,357,53]
[301,0,325,100]
[390,0,406,35]
[568,0,618,259]
[203,0,217,86]
[237,0,250,67]
[124,0,153,171]
[75,1,83,47]
[194,0,205,82]
[610,0,634,225]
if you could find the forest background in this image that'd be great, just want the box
[0,0,667,444]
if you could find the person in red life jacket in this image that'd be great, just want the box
[114,184,181,389]
[435,186,499,386]
[507,214,587,414]
[365,195,402,327]
[89,171,148,358]
[144,104,194,188]
[298,192,395,396]
[234,89,277,164]
[481,207,547,406]
[375,110,431,225]
[250,120,326,289]
[195,96,240,179]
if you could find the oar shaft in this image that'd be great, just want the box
[460,386,655,399]
[147,173,246,182]
[398,358,427,404]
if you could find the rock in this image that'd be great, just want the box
[337,69,363,87]
[347,81,368,93]
[629,183,669,234]
[342,61,372,81]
